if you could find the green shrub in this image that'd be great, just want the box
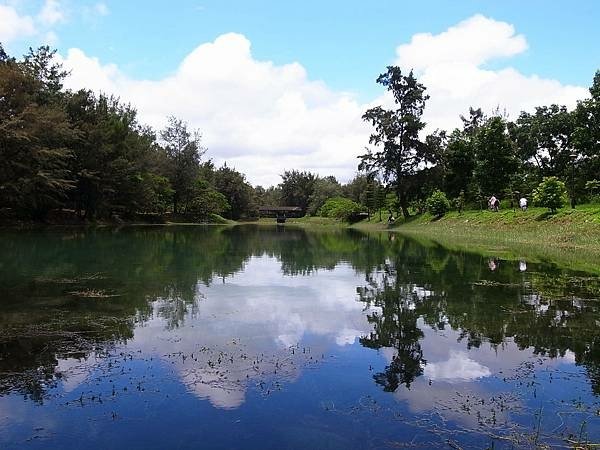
[320,197,362,222]
[426,190,451,217]
[533,177,568,212]
[586,180,600,203]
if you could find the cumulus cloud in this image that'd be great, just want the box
[59,33,368,187]
[0,1,67,47]
[57,15,588,186]
[0,4,36,43]
[393,14,588,132]
[37,0,65,26]
[397,14,528,70]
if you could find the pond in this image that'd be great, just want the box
[1,225,599,449]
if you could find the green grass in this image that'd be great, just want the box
[256,216,342,227]
[252,206,600,273]
[389,204,600,274]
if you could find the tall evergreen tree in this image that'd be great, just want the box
[160,117,204,214]
[359,66,429,218]
[0,45,74,219]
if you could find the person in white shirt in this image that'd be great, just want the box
[519,197,527,211]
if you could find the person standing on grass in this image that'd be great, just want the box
[489,195,499,212]
[519,197,528,211]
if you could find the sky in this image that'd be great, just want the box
[1,0,599,186]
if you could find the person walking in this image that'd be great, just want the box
[519,197,528,211]
[489,195,499,212]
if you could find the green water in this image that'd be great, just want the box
[0,225,599,449]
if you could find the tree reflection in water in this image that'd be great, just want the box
[1,224,600,406]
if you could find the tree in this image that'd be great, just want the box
[342,173,370,205]
[359,66,429,218]
[426,190,450,218]
[160,116,205,214]
[364,179,387,221]
[460,107,485,135]
[0,46,75,219]
[66,91,159,219]
[512,105,575,178]
[21,46,69,104]
[307,176,342,215]
[279,170,317,213]
[573,71,600,190]
[533,177,568,213]
[214,165,255,219]
[319,197,362,222]
[187,179,229,221]
[254,185,282,207]
[473,116,519,197]
[136,173,173,214]
[443,130,475,198]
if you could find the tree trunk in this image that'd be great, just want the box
[396,190,410,219]
[401,204,410,219]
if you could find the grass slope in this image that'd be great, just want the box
[257,206,600,272]
[391,205,600,273]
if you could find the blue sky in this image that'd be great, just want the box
[1,0,599,185]
[5,0,599,97]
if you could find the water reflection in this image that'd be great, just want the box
[1,225,600,448]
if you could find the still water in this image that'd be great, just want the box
[1,225,599,449]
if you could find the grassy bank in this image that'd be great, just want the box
[390,205,600,273]
[255,206,600,273]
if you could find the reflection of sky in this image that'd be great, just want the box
[383,318,581,427]
[424,350,491,381]
[3,246,599,450]
[51,256,380,410]
[45,255,584,415]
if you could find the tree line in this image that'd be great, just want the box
[0,44,263,222]
[359,66,600,217]
[0,44,380,222]
[1,44,599,222]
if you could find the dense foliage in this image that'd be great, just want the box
[0,45,256,222]
[319,197,362,222]
[533,177,568,212]
[426,190,451,218]
[1,43,599,222]
[362,66,600,217]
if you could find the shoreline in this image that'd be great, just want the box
[3,208,600,273]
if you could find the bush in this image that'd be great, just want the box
[187,184,230,221]
[320,197,362,222]
[533,177,567,212]
[586,180,600,203]
[426,190,450,217]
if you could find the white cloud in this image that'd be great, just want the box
[57,15,588,186]
[0,4,36,43]
[37,0,65,26]
[393,14,588,132]
[397,14,528,70]
[59,33,369,187]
